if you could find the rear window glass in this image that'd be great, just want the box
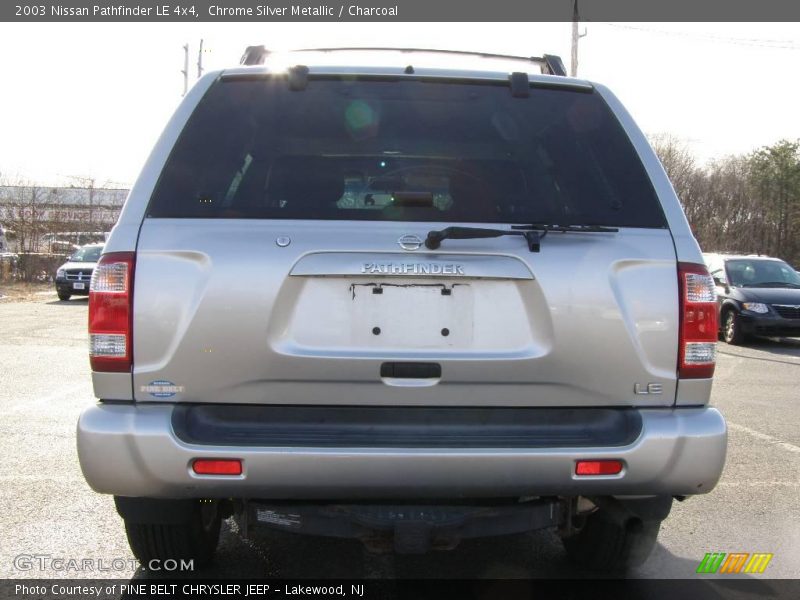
[147,77,665,227]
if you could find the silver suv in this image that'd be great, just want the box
[77,47,727,571]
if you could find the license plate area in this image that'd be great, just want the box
[352,283,473,348]
[73,282,85,290]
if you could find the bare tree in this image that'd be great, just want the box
[650,134,698,198]
[702,155,753,253]
[0,174,51,253]
[649,134,706,240]
[650,135,800,264]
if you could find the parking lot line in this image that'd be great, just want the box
[726,421,800,455]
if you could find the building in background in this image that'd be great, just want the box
[0,186,128,253]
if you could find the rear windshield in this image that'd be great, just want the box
[147,77,665,227]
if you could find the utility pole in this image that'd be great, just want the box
[181,43,189,96]
[197,39,204,79]
[570,0,587,77]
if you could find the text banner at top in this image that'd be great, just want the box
[4,0,800,22]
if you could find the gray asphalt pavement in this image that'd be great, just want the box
[1,293,798,580]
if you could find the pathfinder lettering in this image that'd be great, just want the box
[361,263,465,276]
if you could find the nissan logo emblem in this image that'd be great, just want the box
[397,234,423,251]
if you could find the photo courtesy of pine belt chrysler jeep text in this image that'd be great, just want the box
[77,47,727,571]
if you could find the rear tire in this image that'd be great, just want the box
[124,500,221,569]
[723,308,746,345]
[57,290,71,301]
[561,508,662,572]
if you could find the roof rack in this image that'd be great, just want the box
[239,46,567,77]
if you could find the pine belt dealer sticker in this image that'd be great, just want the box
[141,381,185,398]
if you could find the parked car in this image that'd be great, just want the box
[703,253,800,344]
[42,231,109,254]
[55,243,104,301]
[77,47,726,572]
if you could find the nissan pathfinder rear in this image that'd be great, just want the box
[77,47,726,571]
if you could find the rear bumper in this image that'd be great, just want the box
[77,404,727,499]
[740,314,800,337]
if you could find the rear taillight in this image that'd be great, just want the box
[678,262,717,379]
[88,252,135,372]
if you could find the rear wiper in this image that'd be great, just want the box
[511,223,620,234]
[424,227,543,252]
[424,224,618,253]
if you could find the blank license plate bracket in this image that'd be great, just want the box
[350,283,473,348]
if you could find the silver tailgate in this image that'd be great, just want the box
[132,219,678,407]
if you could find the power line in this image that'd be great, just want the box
[602,23,800,50]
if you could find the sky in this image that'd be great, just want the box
[0,21,798,187]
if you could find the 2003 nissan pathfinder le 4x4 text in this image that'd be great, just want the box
[77,47,727,571]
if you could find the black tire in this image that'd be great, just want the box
[561,509,661,572]
[723,308,746,345]
[57,290,71,301]
[124,500,221,569]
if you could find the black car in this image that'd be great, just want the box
[55,243,104,301]
[703,253,800,344]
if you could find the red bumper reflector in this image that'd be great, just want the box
[575,460,623,476]
[192,459,242,475]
